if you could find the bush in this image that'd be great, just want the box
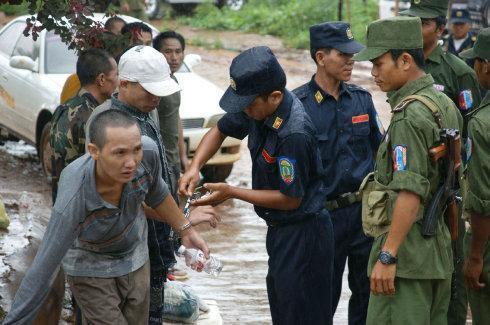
[179,0,379,49]
[0,1,29,16]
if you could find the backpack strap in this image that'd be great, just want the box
[397,94,444,129]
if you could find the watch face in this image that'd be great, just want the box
[379,251,394,264]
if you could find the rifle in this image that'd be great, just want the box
[421,129,461,240]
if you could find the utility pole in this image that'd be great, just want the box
[395,0,399,16]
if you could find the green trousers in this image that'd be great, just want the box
[367,277,451,325]
[464,231,490,325]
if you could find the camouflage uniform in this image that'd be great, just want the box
[50,89,99,201]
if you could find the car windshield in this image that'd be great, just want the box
[44,31,77,74]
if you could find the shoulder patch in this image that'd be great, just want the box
[392,145,407,171]
[278,157,295,185]
[459,90,474,111]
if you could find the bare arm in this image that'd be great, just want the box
[179,126,226,196]
[370,191,420,295]
[193,182,302,211]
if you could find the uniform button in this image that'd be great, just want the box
[345,168,349,172]
[339,129,343,133]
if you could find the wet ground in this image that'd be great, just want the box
[0,22,396,324]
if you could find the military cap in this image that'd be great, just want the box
[220,46,286,113]
[460,28,490,60]
[353,16,423,61]
[400,0,449,19]
[450,7,471,24]
[310,21,364,54]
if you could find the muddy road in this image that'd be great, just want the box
[0,24,392,324]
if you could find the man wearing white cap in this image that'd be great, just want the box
[85,45,186,324]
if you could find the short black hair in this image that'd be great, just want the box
[389,48,425,69]
[310,47,332,63]
[104,16,126,33]
[153,30,186,52]
[89,109,140,148]
[121,22,152,36]
[76,49,114,87]
[421,16,447,29]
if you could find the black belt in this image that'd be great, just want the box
[325,191,361,211]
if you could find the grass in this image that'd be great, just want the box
[187,36,225,50]
[0,1,29,16]
[178,0,379,49]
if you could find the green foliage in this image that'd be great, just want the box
[180,0,379,48]
[0,1,29,15]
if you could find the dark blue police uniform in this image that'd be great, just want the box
[218,89,334,325]
[294,21,384,325]
[443,8,477,68]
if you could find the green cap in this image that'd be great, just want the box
[400,0,449,19]
[353,16,423,61]
[460,28,490,60]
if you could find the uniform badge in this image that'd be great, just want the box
[230,78,237,91]
[272,117,283,129]
[414,0,420,4]
[392,145,407,171]
[352,114,369,124]
[466,138,472,162]
[278,157,295,185]
[346,28,354,40]
[456,11,463,17]
[433,84,445,92]
[315,90,323,104]
[459,90,473,111]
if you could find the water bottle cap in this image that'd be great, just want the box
[177,245,186,255]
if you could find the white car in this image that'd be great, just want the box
[0,14,241,182]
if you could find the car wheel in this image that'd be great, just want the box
[39,122,52,182]
[171,3,197,15]
[216,0,245,10]
[145,0,161,19]
[201,164,233,183]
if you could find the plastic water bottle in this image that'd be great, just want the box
[177,245,223,276]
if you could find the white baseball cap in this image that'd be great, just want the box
[118,45,181,97]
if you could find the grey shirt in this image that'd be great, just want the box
[4,136,169,325]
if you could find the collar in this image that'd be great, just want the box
[426,45,443,64]
[78,88,101,107]
[83,158,109,211]
[387,74,435,109]
[111,93,151,120]
[264,90,293,131]
[308,76,350,104]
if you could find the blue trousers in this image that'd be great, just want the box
[331,202,372,325]
[266,211,334,325]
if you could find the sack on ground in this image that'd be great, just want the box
[163,281,209,323]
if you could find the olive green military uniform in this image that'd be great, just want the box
[401,2,481,323]
[121,0,147,20]
[354,16,463,325]
[460,28,490,325]
[50,90,99,201]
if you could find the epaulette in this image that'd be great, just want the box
[391,98,416,113]
[292,83,309,100]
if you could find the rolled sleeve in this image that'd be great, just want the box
[276,133,313,198]
[217,112,250,140]
[387,118,431,200]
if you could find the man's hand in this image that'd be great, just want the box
[370,261,396,295]
[180,227,209,258]
[189,205,221,228]
[464,256,486,290]
[192,183,232,207]
[179,167,200,196]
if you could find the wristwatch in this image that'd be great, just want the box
[378,251,397,265]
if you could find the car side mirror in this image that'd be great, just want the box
[184,54,202,70]
[10,56,37,72]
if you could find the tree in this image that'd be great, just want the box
[3,0,127,52]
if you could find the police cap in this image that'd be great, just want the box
[219,46,286,113]
[309,21,364,54]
